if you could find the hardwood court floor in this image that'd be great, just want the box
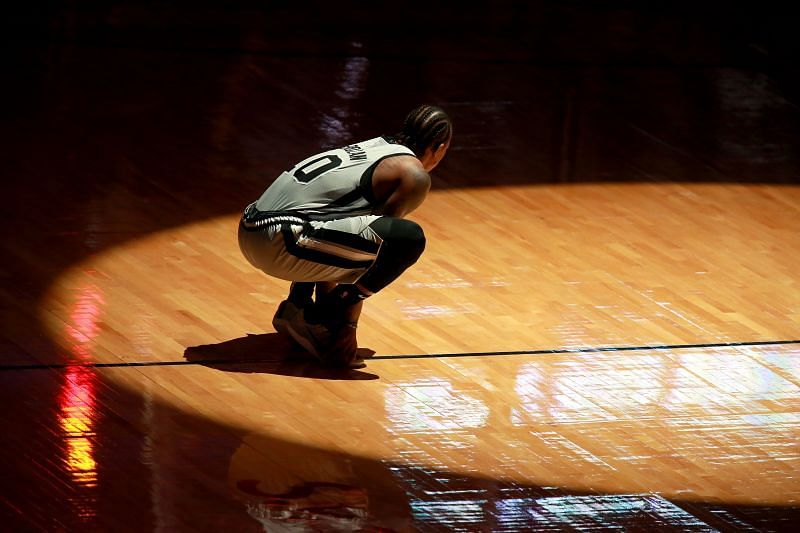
[5,182,799,531]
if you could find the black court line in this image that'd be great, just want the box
[2,339,799,372]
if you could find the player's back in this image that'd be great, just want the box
[254,136,414,219]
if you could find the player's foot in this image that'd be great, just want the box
[286,309,362,368]
[272,299,310,337]
[325,322,364,369]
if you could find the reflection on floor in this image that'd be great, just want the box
[4,343,799,531]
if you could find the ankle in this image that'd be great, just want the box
[326,284,369,307]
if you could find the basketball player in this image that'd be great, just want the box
[238,105,452,368]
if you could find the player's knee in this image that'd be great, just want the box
[396,219,426,261]
[371,217,426,266]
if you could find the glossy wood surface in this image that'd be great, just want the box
[2,2,799,531]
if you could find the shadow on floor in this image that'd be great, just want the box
[184,332,379,380]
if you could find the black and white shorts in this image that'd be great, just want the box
[238,213,383,284]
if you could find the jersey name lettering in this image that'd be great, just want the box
[342,144,367,161]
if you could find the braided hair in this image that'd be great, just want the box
[392,105,453,157]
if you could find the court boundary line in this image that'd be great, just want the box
[2,339,799,371]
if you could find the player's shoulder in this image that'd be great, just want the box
[375,151,429,188]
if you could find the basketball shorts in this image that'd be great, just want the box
[238,214,383,284]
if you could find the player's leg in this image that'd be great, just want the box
[239,215,425,367]
[238,215,379,366]
[292,216,425,367]
[280,217,385,366]
[273,281,339,341]
[313,216,426,321]
[289,216,425,366]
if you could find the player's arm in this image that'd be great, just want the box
[372,165,431,218]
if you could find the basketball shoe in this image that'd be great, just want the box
[286,308,362,368]
[272,298,311,337]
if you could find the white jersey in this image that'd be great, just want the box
[249,136,414,221]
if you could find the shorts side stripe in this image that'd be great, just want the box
[281,226,376,269]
